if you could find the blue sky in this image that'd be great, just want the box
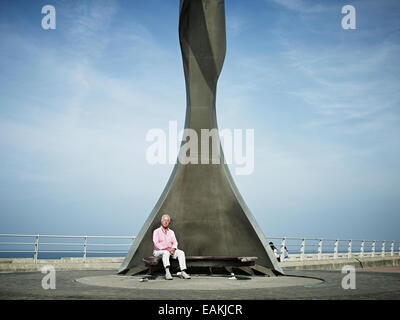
[0,0,399,241]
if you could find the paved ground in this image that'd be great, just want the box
[358,266,400,272]
[0,268,399,300]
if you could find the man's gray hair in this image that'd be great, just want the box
[161,214,171,221]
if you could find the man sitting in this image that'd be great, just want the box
[153,214,191,280]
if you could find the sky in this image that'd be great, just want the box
[0,0,399,242]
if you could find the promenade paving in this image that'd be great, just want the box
[0,268,399,300]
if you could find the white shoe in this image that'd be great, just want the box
[180,270,191,279]
[165,269,173,280]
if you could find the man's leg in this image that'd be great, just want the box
[172,249,187,271]
[173,249,190,279]
[154,250,173,279]
[154,250,171,268]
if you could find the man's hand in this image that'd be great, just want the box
[168,248,176,256]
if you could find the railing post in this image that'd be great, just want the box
[347,239,352,259]
[83,236,88,261]
[381,241,385,257]
[34,234,40,263]
[360,240,365,258]
[371,240,376,257]
[333,239,339,259]
[300,239,305,261]
[280,237,286,261]
[317,239,323,260]
[390,241,394,257]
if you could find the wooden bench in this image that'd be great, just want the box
[142,256,258,275]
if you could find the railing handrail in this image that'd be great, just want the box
[0,234,137,263]
[265,236,399,262]
[0,233,399,263]
[0,233,397,241]
[0,234,136,239]
[266,236,398,242]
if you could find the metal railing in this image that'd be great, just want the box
[0,234,135,263]
[266,237,400,262]
[0,234,399,263]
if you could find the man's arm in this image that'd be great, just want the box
[168,232,178,256]
[153,229,159,250]
[170,231,178,249]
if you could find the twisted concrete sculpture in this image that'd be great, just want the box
[119,0,283,276]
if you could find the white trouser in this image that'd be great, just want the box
[153,249,187,271]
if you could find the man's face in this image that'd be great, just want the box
[161,216,170,228]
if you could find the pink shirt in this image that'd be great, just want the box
[153,226,178,251]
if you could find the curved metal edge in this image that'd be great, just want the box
[118,162,182,274]
[119,0,190,275]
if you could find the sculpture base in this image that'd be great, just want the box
[76,273,322,291]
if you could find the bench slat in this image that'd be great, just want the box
[143,256,258,266]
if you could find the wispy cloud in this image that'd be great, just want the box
[0,0,399,239]
[0,0,182,191]
[281,40,400,134]
[226,14,246,37]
